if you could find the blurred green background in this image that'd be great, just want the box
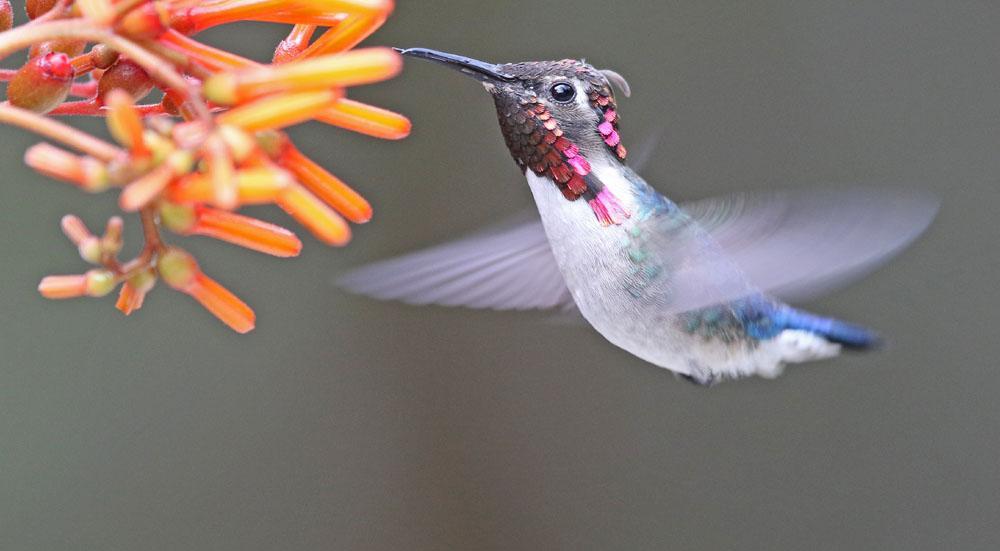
[2,1,999,549]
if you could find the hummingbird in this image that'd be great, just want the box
[339,48,938,385]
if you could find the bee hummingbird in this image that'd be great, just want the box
[340,48,938,384]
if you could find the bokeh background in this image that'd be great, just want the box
[2,1,999,549]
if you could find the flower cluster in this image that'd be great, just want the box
[0,0,409,332]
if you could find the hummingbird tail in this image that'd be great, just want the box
[778,308,883,350]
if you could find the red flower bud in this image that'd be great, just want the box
[0,0,13,32]
[7,53,76,113]
[98,58,155,102]
[25,0,60,20]
[116,1,170,39]
[90,44,120,70]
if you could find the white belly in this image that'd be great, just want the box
[524,165,837,381]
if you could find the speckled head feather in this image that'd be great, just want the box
[490,59,628,183]
[398,48,631,226]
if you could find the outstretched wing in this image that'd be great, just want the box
[337,213,573,311]
[338,186,938,313]
[680,186,939,304]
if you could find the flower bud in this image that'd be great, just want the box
[116,1,170,39]
[160,94,181,116]
[84,269,117,297]
[98,58,155,102]
[101,216,124,256]
[7,53,76,113]
[104,89,148,157]
[157,247,255,333]
[157,247,197,289]
[159,201,196,233]
[38,274,88,299]
[26,0,60,20]
[116,267,156,315]
[25,143,109,191]
[90,44,120,70]
[0,1,13,32]
[30,38,87,59]
[78,236,103,264]
[60,214,90,241]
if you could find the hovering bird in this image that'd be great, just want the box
[339,48,938,384]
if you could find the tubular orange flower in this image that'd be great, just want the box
[60,214,103,263]
[279,144,371,223]
[5,0,410,332]
[24,142,109,191]
[60,214,93,246]
[115,267,155,315]
[276,183,351,246]
[298,13,385,58]
[172,0,393,33]
[38,274,88,299]
[167,166,292,205]
[158,247,255,333]
[157,29,255,71]
[272,23,315,63]
[104,89,149,157]
[216,89,343,132]
[315,98,410,139]
[204,48,401,105]
[38,269,116,299]
[162,203,302,257]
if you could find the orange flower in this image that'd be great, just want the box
[24,143,109,191]
[297,13,387,58]
[161,202,303,257]
[116,268,156,315]
[38,269,116,299]
[272,23,315,63]
[277,183,351,246]
[167,166,293,205]
[216,89,344,132]
[204,48,401,104]
[316,98,411,139]
[158,247,255,333]
[9,0,411,332]
[170,0,394,34]
[104,89,149,157]
[279,144,371,223]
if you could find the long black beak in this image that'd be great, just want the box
[394,47,514,83]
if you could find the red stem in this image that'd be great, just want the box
[49,100,167,116]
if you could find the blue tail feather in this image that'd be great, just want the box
[776,307,882,349]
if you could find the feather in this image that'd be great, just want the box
[337,214,573,311]
[680,186,940,304]
[337,186,937,315]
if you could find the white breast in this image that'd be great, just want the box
[524,163,837,381]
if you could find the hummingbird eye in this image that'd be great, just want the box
[549,82,576,103]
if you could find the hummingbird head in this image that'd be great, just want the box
[398,48,631,204]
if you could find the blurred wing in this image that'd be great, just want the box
[339,186,938,314]
[337,214,573,311]
[681,186,939,304]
